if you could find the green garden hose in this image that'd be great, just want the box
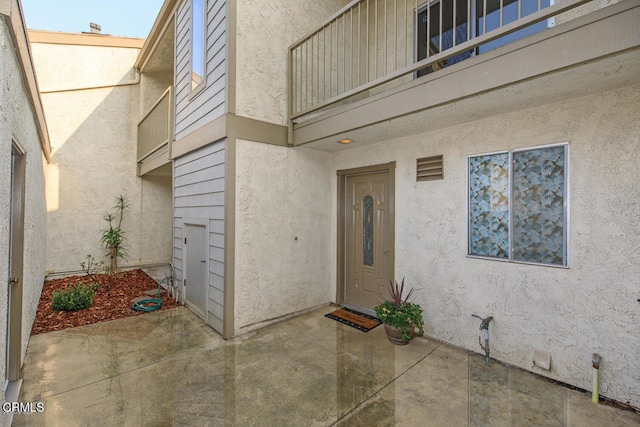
[132,277,165,312]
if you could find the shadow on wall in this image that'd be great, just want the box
[43,71,173,274]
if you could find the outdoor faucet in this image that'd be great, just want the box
[472,314,494,366]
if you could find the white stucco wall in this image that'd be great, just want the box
[331,84,640,407]
[234,139,333,333]
[140,173,173,264]
[0,21,47,400]
[235,0,349,125]
[30,43,140,92]
[30,36,173,275]
[139,71,173,117]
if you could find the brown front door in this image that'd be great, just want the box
[342,165,394,313]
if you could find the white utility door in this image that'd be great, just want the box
[184,224,207,319]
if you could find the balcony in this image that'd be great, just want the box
[135,9,175,176]
[137,86,173,176]
[288,0,640,148]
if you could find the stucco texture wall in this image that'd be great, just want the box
[332,84,640,407]
[0,22,47,397]
[30,39,172,275]
[139,71,173,117]
[235,0,349,125]
[234,139,333,333]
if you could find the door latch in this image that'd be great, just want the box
[8,277,19,285]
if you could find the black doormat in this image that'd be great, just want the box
[325,307,381,332]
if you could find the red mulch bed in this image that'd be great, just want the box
[32,269,179,335]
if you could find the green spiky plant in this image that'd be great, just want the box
[100,195,128,274]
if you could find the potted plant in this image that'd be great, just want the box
[374,278,424,345]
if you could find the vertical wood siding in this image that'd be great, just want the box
[173,139,226,332]
[174,0,227,141]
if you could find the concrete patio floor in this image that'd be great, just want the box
[13,305,640,426]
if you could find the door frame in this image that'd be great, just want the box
[183,218,209,323]
[336,161,395,306]
[7,142,26,385]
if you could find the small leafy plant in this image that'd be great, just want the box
[51,282,96,312]
[80,254,105,286]
[374,278,425,340]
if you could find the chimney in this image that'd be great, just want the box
[89,22,101,34]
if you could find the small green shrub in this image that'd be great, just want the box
[51,282,96,312]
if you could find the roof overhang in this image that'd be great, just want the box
[28,29,144,48]
[1,0,51,161]
[135,0,179,72]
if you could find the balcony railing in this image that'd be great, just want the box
[288,0,591,124]
[137,86,173,169]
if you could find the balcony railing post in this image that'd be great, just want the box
[288,45,294,145]
[366,0,369,83]
[168,85,174,159]
[358,2,362,87]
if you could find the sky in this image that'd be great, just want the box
[21,0,166,39]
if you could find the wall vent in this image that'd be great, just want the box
[416,155,444,181]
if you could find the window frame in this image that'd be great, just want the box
[189,0,206,98]
[466,142,570,268]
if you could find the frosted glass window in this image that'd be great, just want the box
[468,152,510,259]
[512,146,566,265]
[468,144,568,266]
[363,196,374,266]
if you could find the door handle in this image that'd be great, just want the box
[8,277,19,285]
[200,259,206,263]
